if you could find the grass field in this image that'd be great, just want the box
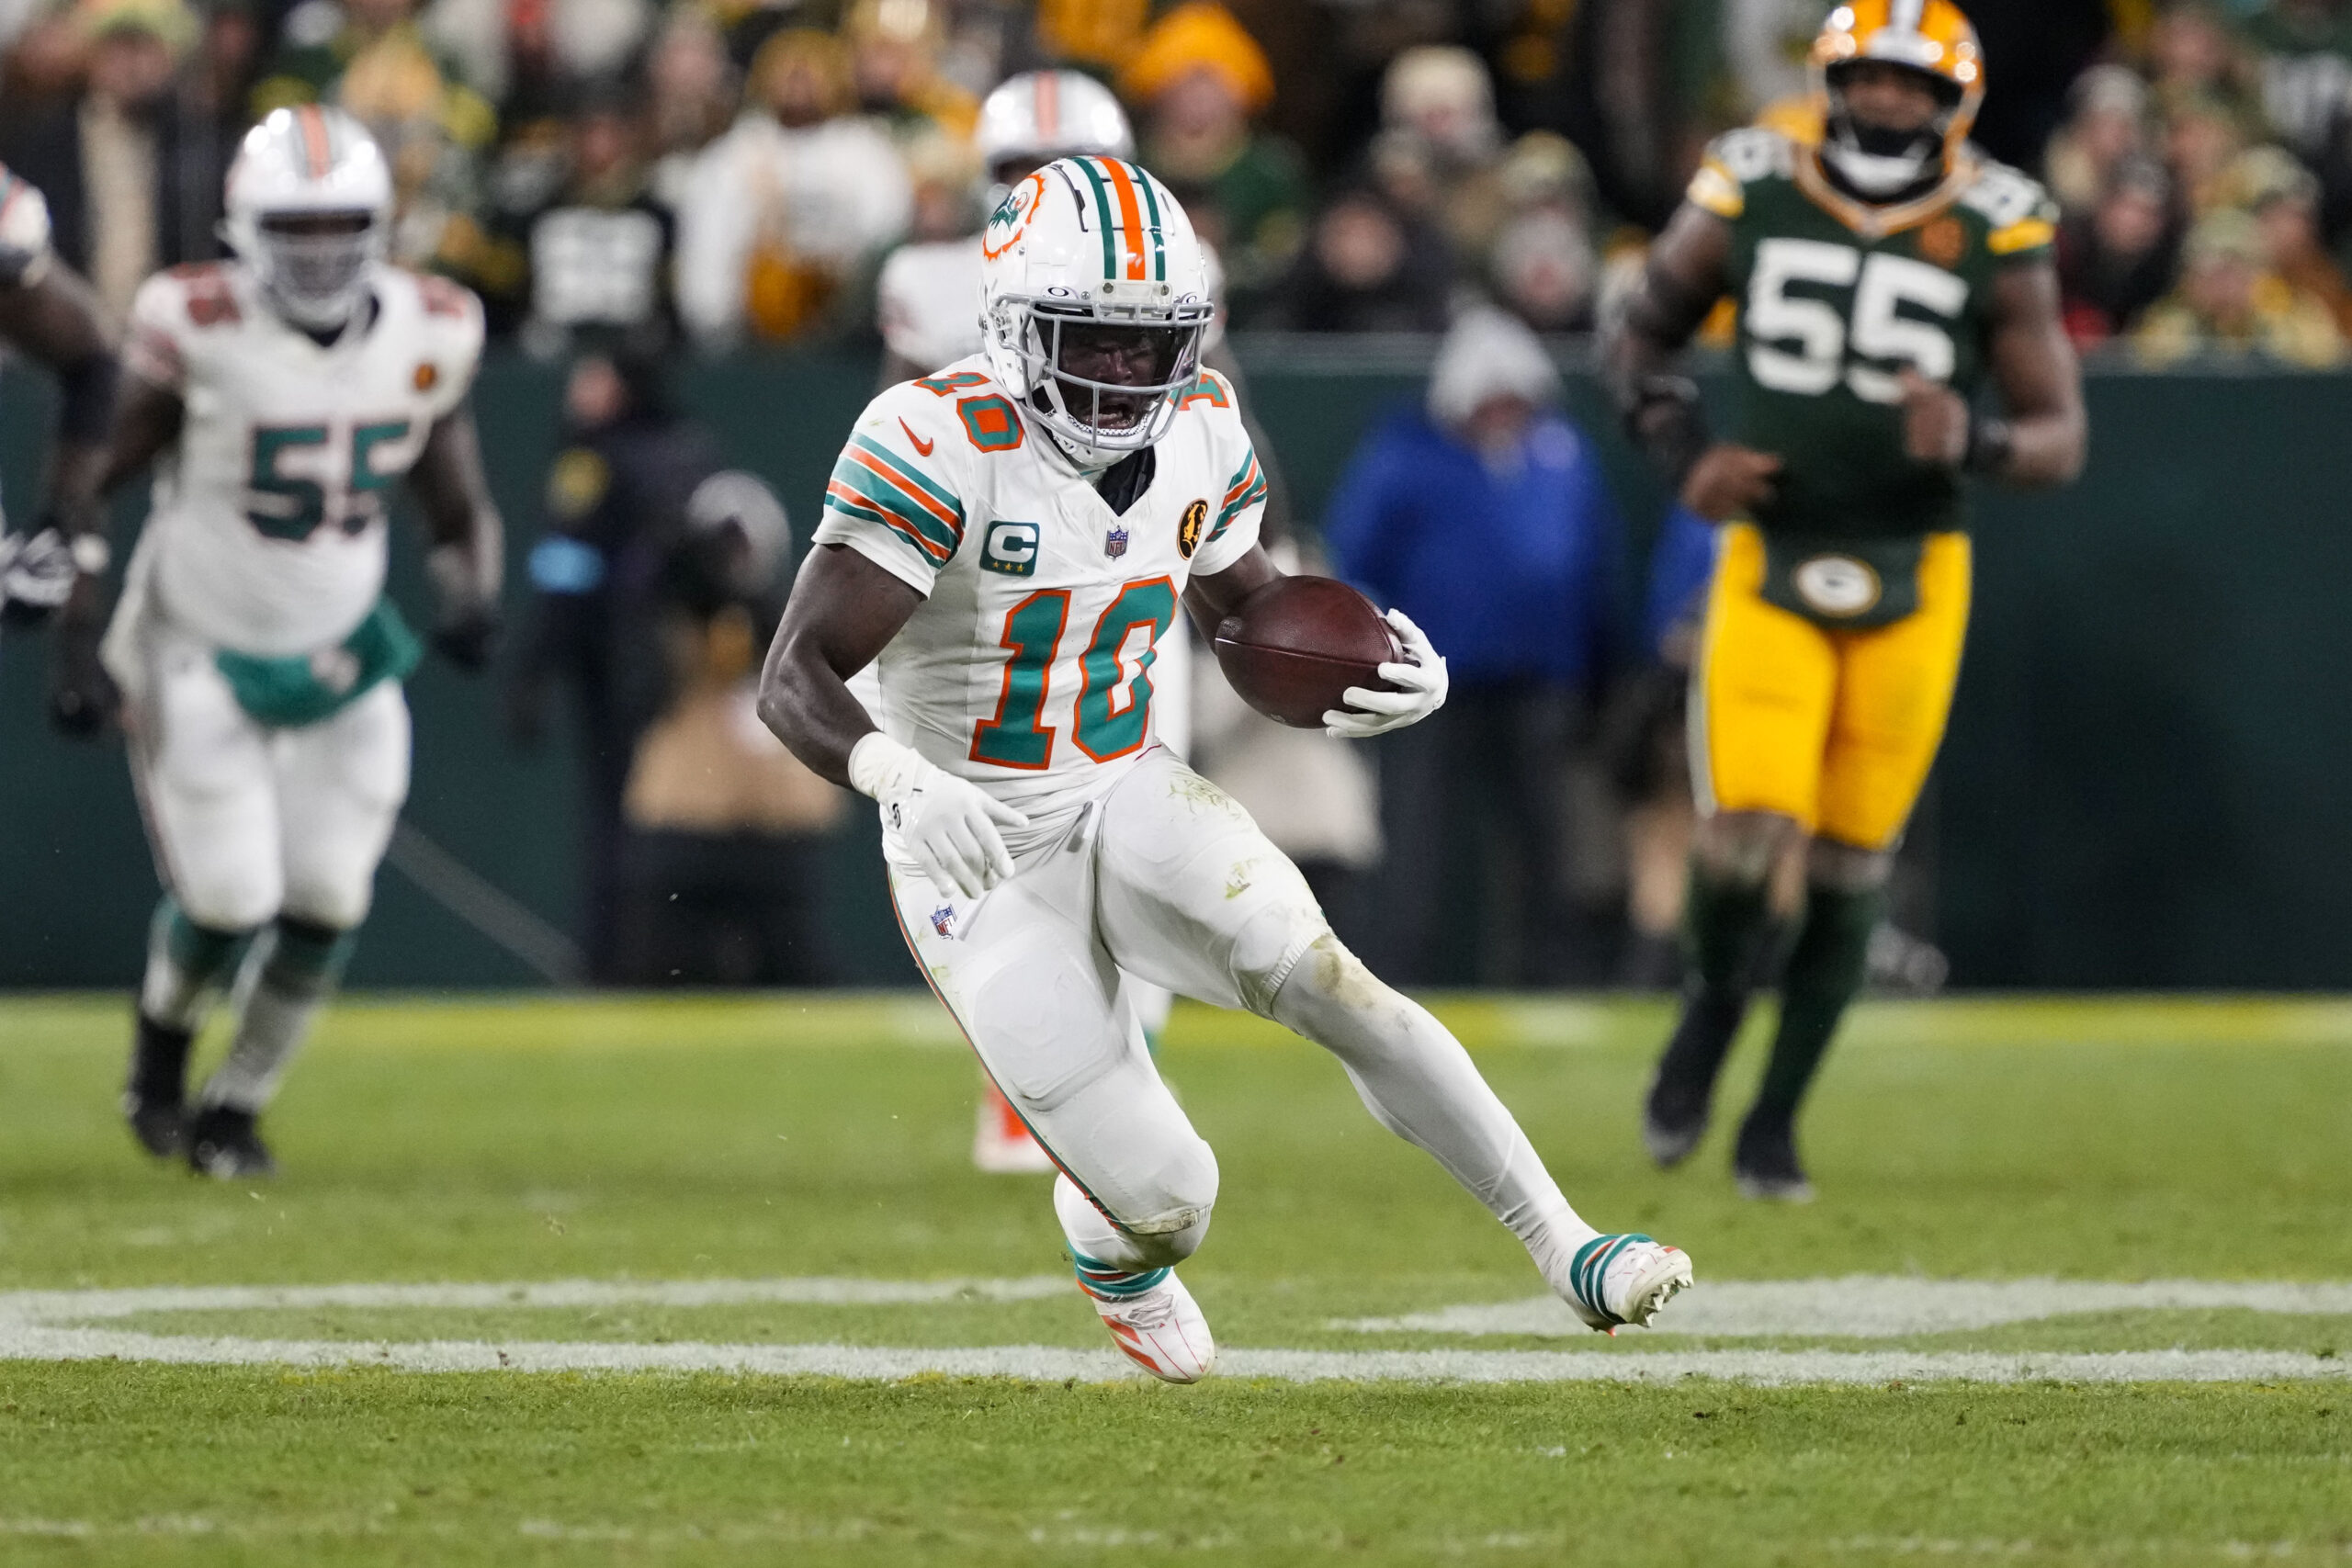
[0,992,2348,1565]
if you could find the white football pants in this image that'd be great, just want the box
[890,746,1596,1280]
[125,622,410,933]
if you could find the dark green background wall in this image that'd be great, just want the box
[1,347,2344,988]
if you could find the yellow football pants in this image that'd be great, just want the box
[1690,524,1972,852]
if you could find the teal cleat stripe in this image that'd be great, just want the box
[1570,1233,1655,1324]
[1070,1251,1170,1300]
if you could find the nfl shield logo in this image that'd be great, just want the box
[1103,525,1129,558]
[930,904,956,939]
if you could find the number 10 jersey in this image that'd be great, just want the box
[812,356,1266,829]
[120,262,485,657]
[1688,127,2057,541]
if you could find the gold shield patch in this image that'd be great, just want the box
[1178,499,1208,558]
[1918,216,1964,269]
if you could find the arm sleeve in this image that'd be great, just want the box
[1191,423,1269,577]
[808,394,967,596]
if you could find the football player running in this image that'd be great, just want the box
[0,164,118,631]
[762,155,1691,1382]
[52,107,503,1178]
[1605,0,2085,1199]
[875,70,1187,1174]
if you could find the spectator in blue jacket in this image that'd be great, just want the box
[1326,306,1625,984]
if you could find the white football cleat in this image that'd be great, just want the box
[973,1085,1055,1174]
[1078,1267,1216,1383]
[1563,1233,1693,1334]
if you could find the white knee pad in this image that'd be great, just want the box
[1228,898,1332,1017]
[1275,930,1398,1019]
[278,864,378,931]
[277,683,408,930]
[169,849,283,932]
[1054,1168,1215,1272]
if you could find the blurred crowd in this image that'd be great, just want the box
[15,0,2352,987]
[10,0,2352,362]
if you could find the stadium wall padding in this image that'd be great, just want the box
[1,349,2344,989]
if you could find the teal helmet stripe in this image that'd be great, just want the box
[1073,157,1119,279]
[1131,163,1166,282]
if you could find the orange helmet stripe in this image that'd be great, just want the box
[1035,71,1059,142]
[295,105,333,179]
[1096,157,1149,281]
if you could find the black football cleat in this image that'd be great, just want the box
[123,1089,185,1158]
[122,1014,195,1159]
[186,1105,277,1181]
[1642,989,1746,1168]
[1732,1113,1814,1203]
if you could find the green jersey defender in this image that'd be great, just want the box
[1602,0,2086,1206]
[1691,125,2061,541]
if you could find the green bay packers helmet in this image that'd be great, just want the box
[1812,0,1984,197]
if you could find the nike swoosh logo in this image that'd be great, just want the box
[899,419,934,456]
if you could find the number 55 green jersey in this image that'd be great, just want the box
[1688,126,2057,541]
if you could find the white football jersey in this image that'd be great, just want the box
[876,239,984,374]
[812,355,1266,828]
[120,262,484,656]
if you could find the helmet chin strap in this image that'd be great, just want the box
[1822,75,1953,201]
[1820,139,1937,197]
[1035,412,1125,476]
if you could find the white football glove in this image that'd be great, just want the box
[848,731,1030,900]
[1325,607,1448,739]
[0,527,76,614]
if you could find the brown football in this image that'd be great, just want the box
[1211,576,1403,728]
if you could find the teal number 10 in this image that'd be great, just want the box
[968,577,1177,770]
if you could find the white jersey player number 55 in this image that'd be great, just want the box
[245,418,413,540]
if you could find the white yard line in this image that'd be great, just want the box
[1332,1277,2352,1339]
[1,1275,2346,1385]
[0,1323,2344,1384]
[0,1276,1069,1322]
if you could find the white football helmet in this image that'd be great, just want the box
[976,71,1134,187]
[980,156,1213,469]
[221,106,393,332]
